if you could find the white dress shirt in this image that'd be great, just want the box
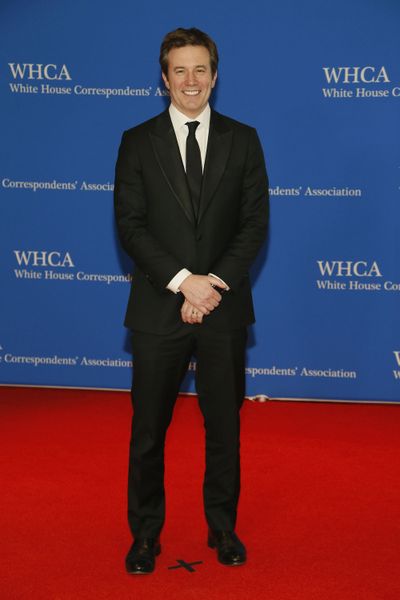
[169,102,210,171]
[166,103,228,293]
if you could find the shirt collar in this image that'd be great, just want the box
[169,103,211,131]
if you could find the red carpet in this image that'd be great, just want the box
[1,387,399,600]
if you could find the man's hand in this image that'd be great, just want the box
[181,299,204,324]
[179,274,225,315]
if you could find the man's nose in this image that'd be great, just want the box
[185,70,197,85]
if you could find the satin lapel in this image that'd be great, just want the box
[149,111,195,226]
[198,111,232,224]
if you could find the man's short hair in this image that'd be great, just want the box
[159,27,219,77]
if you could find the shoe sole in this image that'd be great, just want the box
[126,569,154,575]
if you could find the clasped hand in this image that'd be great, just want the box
[179,274,225,324]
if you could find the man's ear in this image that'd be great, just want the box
[211,70,218,88]
[162,72,170,89]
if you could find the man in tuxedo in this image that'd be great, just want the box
[114,27,268,574]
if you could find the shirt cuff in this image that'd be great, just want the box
[167,268,192,294]
[209,273,230,290]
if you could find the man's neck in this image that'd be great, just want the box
[169,103,210,124]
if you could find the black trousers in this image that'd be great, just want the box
[128,323,247,538]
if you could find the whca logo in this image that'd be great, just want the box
[322,66,390,84]
[317,261,382,277]
[13,250,74,268]
[8,63,72,81]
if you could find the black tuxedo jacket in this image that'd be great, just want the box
[114,108,269,334]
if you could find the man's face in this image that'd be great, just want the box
[162,45,217,118]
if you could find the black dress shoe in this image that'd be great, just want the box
[125,537,161,574]
[208,530,246,566]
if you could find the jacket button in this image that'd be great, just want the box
[196,234,202,241]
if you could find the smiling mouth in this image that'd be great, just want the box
[183,90,201,96]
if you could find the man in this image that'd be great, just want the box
[114,27,268,574]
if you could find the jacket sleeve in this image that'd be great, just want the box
[114,130,183,290]
[210,128,269,290]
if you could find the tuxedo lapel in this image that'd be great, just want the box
[198,111,232,224]
[149,110,195,226]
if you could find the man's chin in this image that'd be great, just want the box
[183,101,207,115]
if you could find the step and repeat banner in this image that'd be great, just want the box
[1,0,399,402]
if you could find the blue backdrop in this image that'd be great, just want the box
[1,0,399,402]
